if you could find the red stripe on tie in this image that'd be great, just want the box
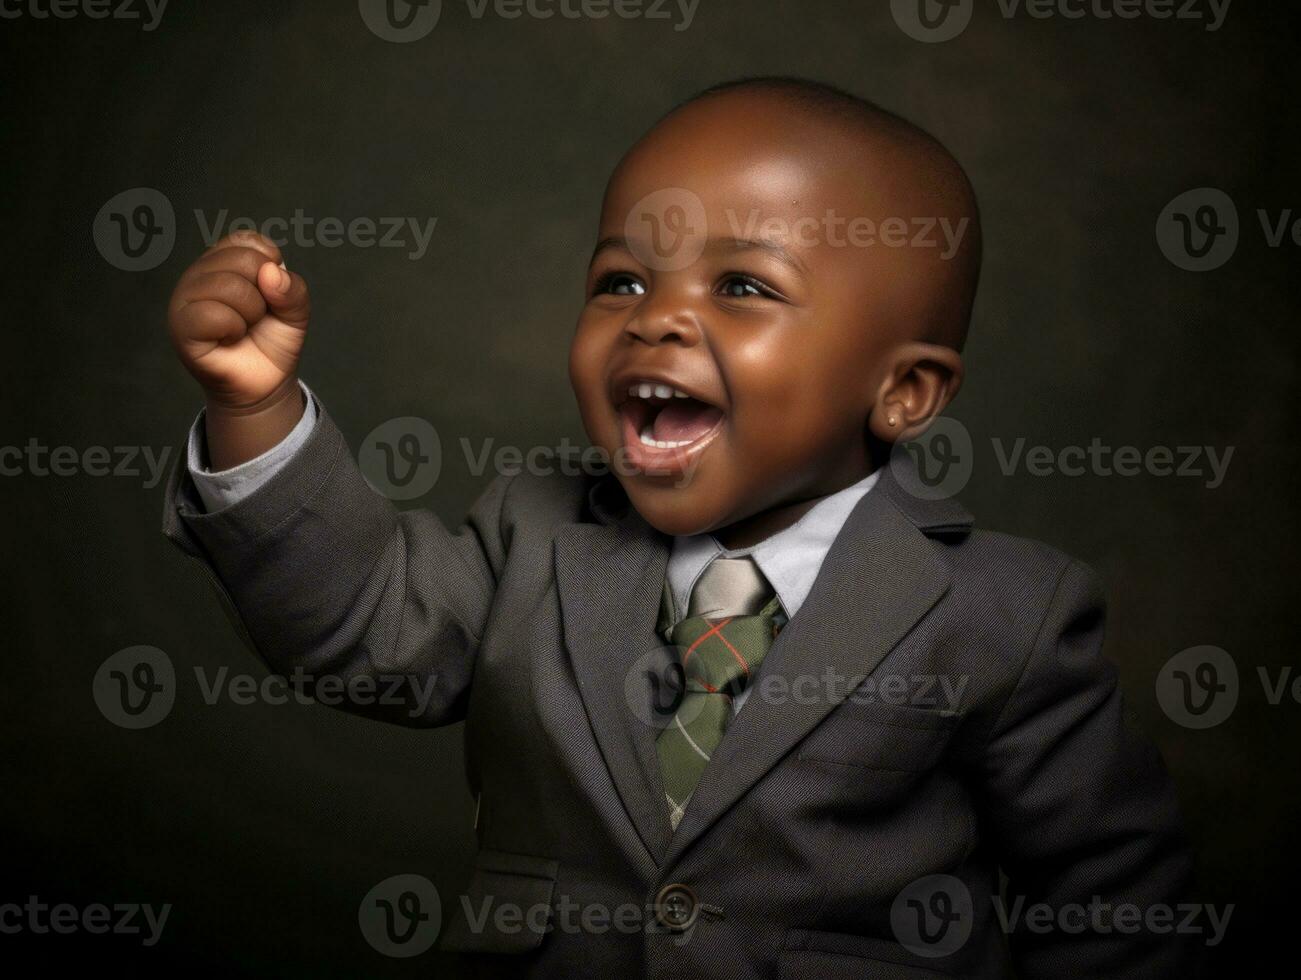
[682,617,734,665]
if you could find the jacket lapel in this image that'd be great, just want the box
[663,468,971,864]
[554,500,674,866]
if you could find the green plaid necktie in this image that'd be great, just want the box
[656,557,783,830]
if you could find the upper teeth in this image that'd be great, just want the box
[629,382,691,400]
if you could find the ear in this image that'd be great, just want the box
[867,342,964,443]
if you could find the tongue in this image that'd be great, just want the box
[651,401,723,444]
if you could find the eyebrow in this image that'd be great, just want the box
[591,237,628,261]
[589,235,809,277]
[723,237,809,276]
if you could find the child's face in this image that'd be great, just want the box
[569,93,955,538]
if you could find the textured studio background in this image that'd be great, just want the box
[1,0,1297,974]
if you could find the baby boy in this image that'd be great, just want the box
[162,78,1194,978]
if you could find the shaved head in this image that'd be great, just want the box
[616,76,982,350]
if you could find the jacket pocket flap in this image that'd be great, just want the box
[798,702,960,772]
[439,849,560,955]
[780,928,967,978]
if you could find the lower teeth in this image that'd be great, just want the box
[639,425,691,450]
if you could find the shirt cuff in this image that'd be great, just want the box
[186,381,319,513]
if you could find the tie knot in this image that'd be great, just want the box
[687,557,772,618]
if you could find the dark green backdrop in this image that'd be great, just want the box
[2,0,1296,975]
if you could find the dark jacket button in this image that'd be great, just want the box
[653,883,698,932]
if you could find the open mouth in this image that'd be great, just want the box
[615,380,725,471]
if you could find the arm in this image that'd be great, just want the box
[164,401,512,727]
[981,561,1199,978]
[164,231,507,726]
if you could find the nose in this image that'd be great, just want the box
[623,288,703,347]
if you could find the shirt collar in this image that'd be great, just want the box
[666,468,882,624]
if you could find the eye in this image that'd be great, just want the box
[592,272,646,297]
[716,274,776,299]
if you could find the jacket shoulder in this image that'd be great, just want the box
[940,526,1104,639]
[494,467,602,533]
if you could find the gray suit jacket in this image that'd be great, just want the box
[162,405,1195,979]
